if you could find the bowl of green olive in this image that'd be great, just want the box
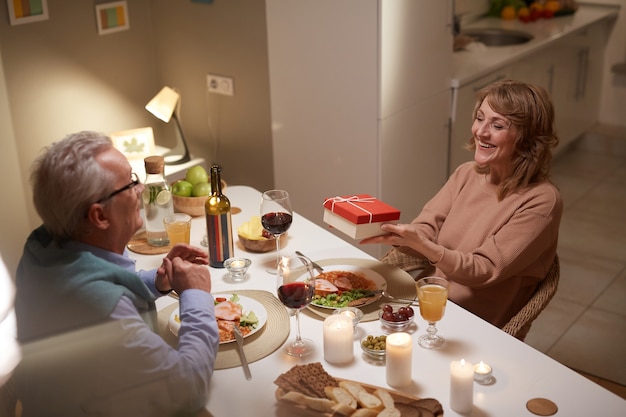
[360,334,387,360]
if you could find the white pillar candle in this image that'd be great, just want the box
[385,332,412,387]
[450,359,474,413]
[323,314,354,364]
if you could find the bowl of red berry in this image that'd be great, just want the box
[379,304,415,332]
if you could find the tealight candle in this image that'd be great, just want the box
[450,359,474,413]
[323,314,354,364]
[332,307,364,329]
[474,361,493,384]
[385,332,412,387]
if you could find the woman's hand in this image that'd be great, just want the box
[361,223,442,263]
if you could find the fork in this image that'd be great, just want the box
[233,326,252,380]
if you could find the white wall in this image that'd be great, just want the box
[0,47,30,277]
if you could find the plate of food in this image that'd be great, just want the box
[310,265,387,309]
[168,293,267,344]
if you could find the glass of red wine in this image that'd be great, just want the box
[276,254,315,357]
[260,190,293,274]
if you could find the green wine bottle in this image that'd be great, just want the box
[205,165,233,268]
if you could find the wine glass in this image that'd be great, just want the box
[260,190,293,274]
[416,276,449,349]
[277,255,316,357]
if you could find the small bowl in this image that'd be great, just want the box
[360,335,387,360]
[379,309,415,332]
[224,257,251,282]
[172,194,207,217]
[333,307,364,329]
[171,179,227,217]
[238,233,281,253]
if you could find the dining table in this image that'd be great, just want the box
[129,185,626,417]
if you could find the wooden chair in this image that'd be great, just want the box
[502,255,560,341]
[380,248,560,341]
[380,247,430,277]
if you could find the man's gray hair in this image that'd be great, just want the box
[30,131,117,240]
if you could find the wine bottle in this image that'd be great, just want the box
[205,165,233,268]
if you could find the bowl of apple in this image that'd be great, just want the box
[171,165,226,217]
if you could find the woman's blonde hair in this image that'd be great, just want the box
[467,80,559,200]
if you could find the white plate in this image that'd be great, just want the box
[310,264,387,310]
[168,293,268,344]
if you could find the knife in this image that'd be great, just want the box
[233,326,252,380]
[295,251,324,274]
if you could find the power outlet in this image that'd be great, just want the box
[207,74,234,96]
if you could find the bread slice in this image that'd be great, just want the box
[338,380,367,399]
[338,380,383,411]
[325,386,358,409]
[377,408,401,417]
[373,388,396,409]
[351,409,379,417]
[304,396,336,413]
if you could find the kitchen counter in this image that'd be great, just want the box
[452,3,620,88]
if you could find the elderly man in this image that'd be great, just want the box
[15,131,219,417]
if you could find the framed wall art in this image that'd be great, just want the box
[7,0,49,26]
[95,1,129,35]
[110,127,155,160]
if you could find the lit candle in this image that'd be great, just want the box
[341,310,356,320]
[386,332,412,387]
[323,314,354,364]
[333,306,363,329]
[450,359,474,413]
[231,259,245,269]
[474,361,493,384]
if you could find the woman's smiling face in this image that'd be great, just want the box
[471,98,518,183]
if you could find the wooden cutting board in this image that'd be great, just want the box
[276,378,443,417]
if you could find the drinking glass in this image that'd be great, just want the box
[276,255,316,357]
[416,276,449,349]
[260,190,293,274]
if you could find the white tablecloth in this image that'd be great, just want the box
[130,185,626,416]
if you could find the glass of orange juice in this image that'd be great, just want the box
[416,276,449,349]
[163,213,192,245]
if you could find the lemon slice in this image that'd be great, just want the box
[156,190,171,205]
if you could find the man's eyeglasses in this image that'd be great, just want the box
[97,173,141,204]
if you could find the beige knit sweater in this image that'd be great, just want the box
[409,162,562,327]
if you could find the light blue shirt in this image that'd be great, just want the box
[32,241,222,416]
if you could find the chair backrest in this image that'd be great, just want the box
[380,248,429,273]
[502,254,560,341]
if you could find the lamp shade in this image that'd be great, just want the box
[145,86,179,123]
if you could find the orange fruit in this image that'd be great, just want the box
[518,7,531,22]
[529,2,544,12]
[501,6,516,20]
[545,1,561,12]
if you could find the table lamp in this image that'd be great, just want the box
[145,86,191,165]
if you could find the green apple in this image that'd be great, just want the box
[185,165,209,186]
[192,182,212,197]
[172,180,193,197]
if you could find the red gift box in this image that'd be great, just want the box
[322,194,400,239]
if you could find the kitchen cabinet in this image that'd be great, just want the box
[511,21,608,152]
[551,22,607,150]
[266,0,453,258]
[449,66,512,174]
